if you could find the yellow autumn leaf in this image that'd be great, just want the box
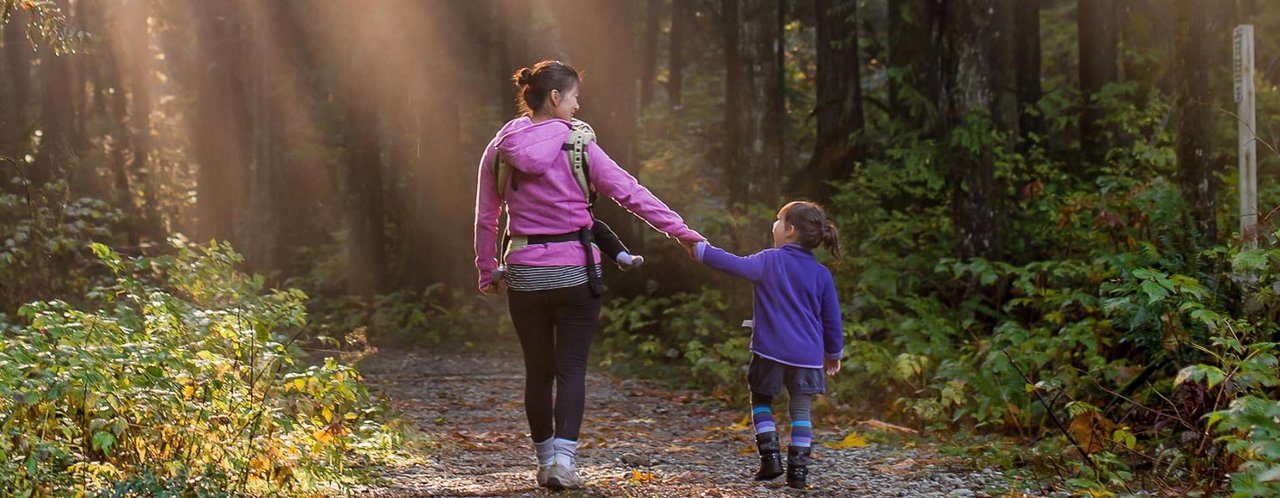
[313,428,333,444]
[293,378,306,392]
[182,385,195,399]
[825,432,868,449]
[322,406,333,423]
[626,469,655,482]
[703,414,752,432]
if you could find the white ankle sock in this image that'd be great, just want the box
[552,437,578,468]
[534,437,555,466]
[616,252,633,265]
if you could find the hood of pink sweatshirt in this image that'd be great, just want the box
[473,117,702,291]
[494,117,595,236]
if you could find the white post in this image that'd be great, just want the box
[1234,25,1258,248]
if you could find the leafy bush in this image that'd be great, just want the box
[0,239,398,495]
[599,290,751,396]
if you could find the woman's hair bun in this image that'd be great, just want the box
[513,67,534,87]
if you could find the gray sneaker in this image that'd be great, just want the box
[536,465,553,487]
[544,462,583,489]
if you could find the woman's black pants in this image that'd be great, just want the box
[507,283,601,442]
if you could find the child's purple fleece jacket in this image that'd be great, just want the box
[696,242,843,369]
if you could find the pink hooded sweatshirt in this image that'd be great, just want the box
[474,117,702,291]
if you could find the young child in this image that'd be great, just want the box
[689,201,843,489]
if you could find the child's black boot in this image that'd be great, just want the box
[754,432,784,480]
[785,446,810,489]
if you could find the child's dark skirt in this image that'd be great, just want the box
[747,354,826,396]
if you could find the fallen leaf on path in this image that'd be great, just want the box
[624,469,657,483]
[704,414,751,432]
[825,432,868,449]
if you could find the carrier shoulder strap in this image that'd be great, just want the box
[563,118,597,209]
[494,119,597,206]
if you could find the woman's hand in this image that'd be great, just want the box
[824,358,841,376]
[680,239,700,260]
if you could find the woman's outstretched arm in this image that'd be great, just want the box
[588,142,703,242]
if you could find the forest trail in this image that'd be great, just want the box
[352,348,1015,497]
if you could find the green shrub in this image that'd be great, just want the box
[0,239,398,495]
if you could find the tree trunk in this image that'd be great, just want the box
[497,1,535,119]
[343,95,386,299]
[1079,0,1118,172]
[190,0,252,244]
[340,4,388,299]
[122,0,160,242]
[91,1,141,246]
[640,0,661,110]
[888,0,945,135]
[34,16,74,192]
[944,0,1000,261]
[1014,0,1042,151]
[668,0,689,108]
[246,1,280,274]
[2,9,31,165]
[1172,0,1217,246]
[792,0,863,202]
[722,0,784,210]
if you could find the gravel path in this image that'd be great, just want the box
[353,348,1017,497]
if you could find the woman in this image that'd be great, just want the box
[473,60,702,490]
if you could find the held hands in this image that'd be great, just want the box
[680,239,701,260]
[824,357,841,376]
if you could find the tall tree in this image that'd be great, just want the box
[1079,0,1118,171]
[88,0,141,245]
[123,0,161,241]
[944,0,1000,260]
[668,0,689,108]
[339,3,388,299]
[1013,0,1042,151]
[33,8,74,191]
[793,0,863,202]
[640,0,661,110]
[245,0,281,273]
[189,0,252,244]
[888,0,945,134]
[1172,0,1216,246]
[722,0,784,210]
[2,11,32,164]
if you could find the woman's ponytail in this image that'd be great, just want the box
[513,67,534,87]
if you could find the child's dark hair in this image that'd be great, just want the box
[512,60,581,117]
[781,201,842,261]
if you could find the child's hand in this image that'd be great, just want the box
[824,358,841,376]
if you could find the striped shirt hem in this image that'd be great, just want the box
[505,264,603,292]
